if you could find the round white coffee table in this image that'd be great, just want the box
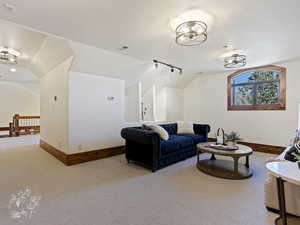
[266,161,300,225]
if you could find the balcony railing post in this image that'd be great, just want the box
[14,114,20,137]
[9,122,13,137]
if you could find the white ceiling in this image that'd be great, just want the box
[0,19,46,67]
[0,19,46,91]
[0,19,156,88]
[69,40,149,81]
[0,64,40,93]
[0,0,300,74]
[0,0,300,91]
[31,36,73,77]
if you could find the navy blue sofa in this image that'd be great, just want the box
[121,123,210,172]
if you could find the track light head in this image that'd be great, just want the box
[171,67,174,72]
[153,60,158,68]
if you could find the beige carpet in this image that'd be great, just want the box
[0,135,277,225]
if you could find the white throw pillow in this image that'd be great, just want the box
[149,125,169,141]
[177,121,194,134]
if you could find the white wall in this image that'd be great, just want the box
[125,85,184,123]
[184,60,300,146]
[155,87,167,122]
[166,87,184,121]
[69,71,125,153]
[31,36,73,77]
[125,84,140,122]
[142,85,154,121]
[40,57,73,153]
[0,82,40,127]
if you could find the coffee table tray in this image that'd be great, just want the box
[206,144,239,151]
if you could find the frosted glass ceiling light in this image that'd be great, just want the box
[0,47,21,64]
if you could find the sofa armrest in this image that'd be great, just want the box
[121,127,160,145]
[193,124,211,138]
[121,127,160,172]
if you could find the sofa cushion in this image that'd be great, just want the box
[160,137,180,155]
[177,134,206,145]
[177,121,194,134]
[147,125,169,141]
[160,135,194,155]
[159,123,177,135]
[174,135,194,148]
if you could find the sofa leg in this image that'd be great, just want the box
[126,159,130,164]
[152,169,156,173]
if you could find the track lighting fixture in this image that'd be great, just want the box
[153,59,183,75]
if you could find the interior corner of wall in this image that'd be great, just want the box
[32,37,75,75]
[33,36,48,60]
[67,56,76,73]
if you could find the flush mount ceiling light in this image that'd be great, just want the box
[224,54,246,68]
[170,9,214,46]
[175,20,207,46]
[0,47,21,64]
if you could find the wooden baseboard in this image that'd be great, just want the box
[207,138,285,155]
[0,135,10,138]
[40,139,125,166]
[68,146,125,165]
[0,126,9,138]
[40,140,69,165]
[0,127,9,131]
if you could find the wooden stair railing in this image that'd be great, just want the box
[9,114,40,137]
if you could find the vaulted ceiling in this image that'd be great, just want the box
[0,19,196,89]
[0,19,46,67]
[0,0,300,88]
[0,64,39,93]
